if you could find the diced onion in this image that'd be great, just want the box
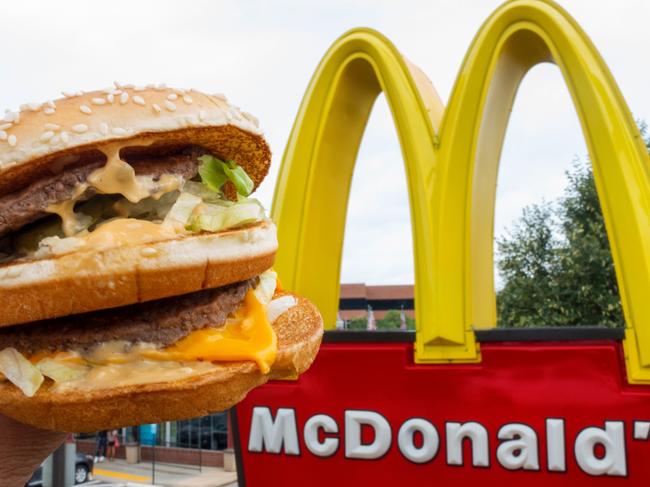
[266,296,297,323]
[0,348,44,397]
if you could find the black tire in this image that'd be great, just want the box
[74,464,89,484]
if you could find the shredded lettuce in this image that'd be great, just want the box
[163,192,202,227]
[255,270,278,306]
[188,201,264,232]
[36,357,89,383]
[198,155,254,196]
[0,348,44,397]
[182,181,232,203]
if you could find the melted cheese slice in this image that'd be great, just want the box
[141,289,277,373]
[80,218,178,248]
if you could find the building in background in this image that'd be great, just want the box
[339,283,414,321]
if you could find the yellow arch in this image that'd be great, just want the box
[269,28,460,355]
[429,0,650,381]
[271,0,650,382]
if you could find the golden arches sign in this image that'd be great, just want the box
[271,0,650,383]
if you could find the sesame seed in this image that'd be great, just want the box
[0,123,11,130]
[111,127,128,135]
[114,81,122,89]
[40,131,55,142]
[20,103,41,112]
[13,113,20,124]
[72,124,88,133]
[8,135,17,146]
[80,105,92,114]
[164,100,176,112]
[167,93,178,101]
[123,84,134,89]
[44,123,60,131]
[140,247,158,257]
[62,91,75,98]
[152,103,162,114]
[155,83,166,91]
[44,108,55,115]
[46,100,56,109]
[60,131,69,143]
[120,92,129,104]
[75,91,84,96]
[106,93,114,103]
[132,96,146,106]
[183,95,193,104]
[51,135,60,144]
[102,87,114,94]
[3,111,16,123]
[134,86,146,91]
[92,97,106,105]
[199,110,207,121]
[99,122,109,135]
[174,88,187,95]
[0,131,6,140]
[113,90,123,95]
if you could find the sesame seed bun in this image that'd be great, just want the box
[0,84,270,197]
[0,84,275,325]
[0,292,324,432]
[0,221,277,327]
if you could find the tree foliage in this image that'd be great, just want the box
[496,160,624,328]
[344,310,415,330]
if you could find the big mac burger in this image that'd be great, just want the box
[0,83,323,431]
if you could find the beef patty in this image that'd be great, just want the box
[0,278,255,355]
[0,146,206,238]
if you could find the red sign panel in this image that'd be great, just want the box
[235,330,650,486]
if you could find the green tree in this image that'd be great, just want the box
[496,203,560,327]
[346,317,367,330]
[376,309,415,330]
[496,161,624,328]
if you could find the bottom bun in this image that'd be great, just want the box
[0,292,323,432]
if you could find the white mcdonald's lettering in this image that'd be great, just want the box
[397,418,439,464]
[446,422,489,467]
[344,410,391,459]
[574,421,626,476]
[496,423,539,470]
[247,407,650,477]
[248,407,300,455]
[304,414,339,457]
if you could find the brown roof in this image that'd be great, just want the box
[366,285,413,300]
[340,283,414,300]
[339,283,367,299]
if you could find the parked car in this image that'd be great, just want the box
[26,453,94,486]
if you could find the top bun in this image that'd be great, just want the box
[0,83,271,196]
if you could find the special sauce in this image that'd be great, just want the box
[46,140,182,238]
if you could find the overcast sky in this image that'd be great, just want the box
[2,1,648,285]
